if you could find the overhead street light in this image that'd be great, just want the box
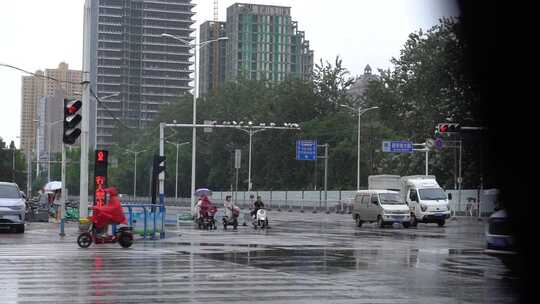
[160,121,299,215]
[166,140,190,203]
[94,93,120,150]
[340,104,379,191]
[124,149,147,200]
[161,33,229,214]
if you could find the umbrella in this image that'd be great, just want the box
[43,181,62,191]
[194,188,212,197]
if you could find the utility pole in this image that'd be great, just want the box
[26,148,31,198]
[60,143,66,236]
[316,143,329,213]
[79,1,91,221]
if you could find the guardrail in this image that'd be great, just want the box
[120,203,166,240]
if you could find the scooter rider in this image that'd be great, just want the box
[251,195,270,228]
[224,195,238,218]
[251,195,264,217]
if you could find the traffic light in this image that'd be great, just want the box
[93,150,108,206]
[151,155,166,205]
[435,123,460,137]
[63,98,82,145]
[156,155,166,175]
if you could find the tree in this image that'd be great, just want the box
[366,17,484,188]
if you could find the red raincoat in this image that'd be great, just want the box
[198,195,216,218]
[91,187,127,229]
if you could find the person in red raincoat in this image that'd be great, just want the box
[91,187,127,235]
[197,195,210,218]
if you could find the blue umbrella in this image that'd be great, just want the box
[194,188,212,197]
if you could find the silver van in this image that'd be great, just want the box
[352,190,410,228]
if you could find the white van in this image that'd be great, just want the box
[351,190,411,228]
[401,176,451,227]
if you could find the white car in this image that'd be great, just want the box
[0,182,26,233]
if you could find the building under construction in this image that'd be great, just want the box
[199,3,314,96]
[86,0,195,148]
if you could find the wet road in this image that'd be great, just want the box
[0,212,519,303]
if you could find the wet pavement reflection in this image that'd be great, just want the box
[0,212,520,303]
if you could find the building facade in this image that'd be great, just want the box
[86,0,195,148]
[199,21,227,96]
[20,71,45,155]
[348,65,379,101]
[198,3,314,96]
[20,63,81,155]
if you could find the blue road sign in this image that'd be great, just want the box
[296,140,318,160]
[382,141,413,153]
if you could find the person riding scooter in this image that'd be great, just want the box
[196,195,217,229]
[251,195,269,229]
[223,195,240,230]
[251,196,264,217]
[91,187,127,237]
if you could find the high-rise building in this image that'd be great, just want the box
[44,62,82,98]
[20,71,44,155]
[198,3,314,96]
[20,63,81,155]
[199,21,227,96]
[35,89,65,177]
[86,0,195,148]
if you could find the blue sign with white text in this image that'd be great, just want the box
[296,140,318,160]
[382,141,413,153]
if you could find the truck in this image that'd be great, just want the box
[368,175,451,227]
[368,175,401,191]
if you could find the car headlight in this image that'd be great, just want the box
[8,204,24,211]
[420,203,427,212]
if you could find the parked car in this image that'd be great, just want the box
[0,182,26,233]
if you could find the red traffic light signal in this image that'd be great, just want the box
[437,123,460,134]
[63,99,82,145]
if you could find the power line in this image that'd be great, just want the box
[89,88,134,131]
[0,63,83,85]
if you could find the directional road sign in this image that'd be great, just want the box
[296,140,318,160]
[382,141,413,153]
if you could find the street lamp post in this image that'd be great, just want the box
[94,93,120,150]
[237,126,267,195]
[166,140,190,203]
[125,149,147,200]
[340,105,379,191]
[161,33,228,214]
[11,147,15,182]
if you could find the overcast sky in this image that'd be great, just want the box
[0,0,459,148]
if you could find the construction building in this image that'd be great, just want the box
[199,3,314,96]
[85,0,195,148]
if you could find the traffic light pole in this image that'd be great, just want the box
[413,142,429,175]
[60,143,66,237]
[79,1,91,222]
[159,123,165,239]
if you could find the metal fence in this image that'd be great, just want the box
[79,188,497,217]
